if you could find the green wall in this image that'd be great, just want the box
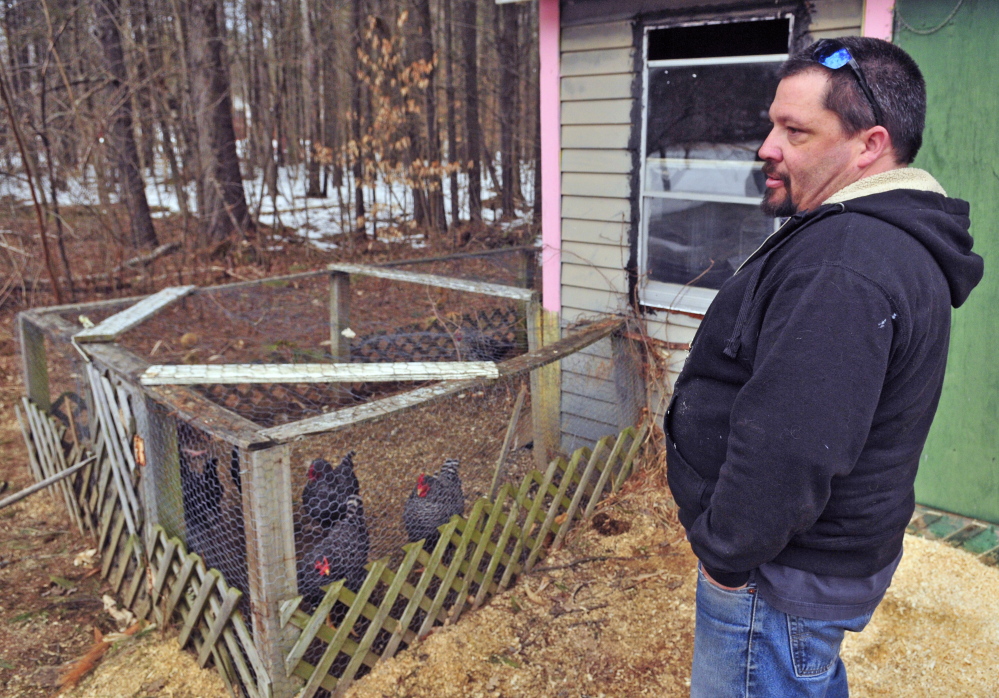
[896,0,999,524]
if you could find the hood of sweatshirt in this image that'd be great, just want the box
[723,168,983,359]
[823,168,983,308]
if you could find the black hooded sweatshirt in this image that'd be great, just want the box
[665,185,984,588]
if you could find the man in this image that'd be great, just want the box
[664,37,984,697]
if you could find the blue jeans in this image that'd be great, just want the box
[691,565,873,698]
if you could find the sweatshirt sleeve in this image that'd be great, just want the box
[688,263,896,587]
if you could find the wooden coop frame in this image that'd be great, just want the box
[16,258,646,698]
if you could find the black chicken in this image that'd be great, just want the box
[296,494,370,611]
[178,435,223,555]
[302,451,359,530]
[403,458,465,551]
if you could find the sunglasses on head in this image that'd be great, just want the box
[810,39,884,127]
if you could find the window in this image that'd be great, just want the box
[639,19,791,313]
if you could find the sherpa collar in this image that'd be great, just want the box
[823,167,947,205]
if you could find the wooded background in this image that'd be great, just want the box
[0,0,540,274]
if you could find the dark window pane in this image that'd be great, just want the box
[645,63,782,159]
[648,19,790,61]
[646,198,773,290]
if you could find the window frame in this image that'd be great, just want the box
[637,19,792,314]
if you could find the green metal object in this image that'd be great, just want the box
[896,0,999,524]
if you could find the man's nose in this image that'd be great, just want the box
[758,128,780,162]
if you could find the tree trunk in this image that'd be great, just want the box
[443,0,459,232]
[498,2,518,219]
[350,0,366,240]
[301,0,324,197]
[458,0,480,223]
[185,0,253,243]
[95,0,159,249]
[411,0,446,235]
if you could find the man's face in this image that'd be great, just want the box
[758,69,869,217]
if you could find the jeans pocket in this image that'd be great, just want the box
[786,612,871,678]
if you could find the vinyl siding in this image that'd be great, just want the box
[555,5,866,450]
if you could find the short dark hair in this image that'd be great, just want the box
[778,37,926,164]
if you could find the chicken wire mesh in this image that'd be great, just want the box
[112,269,531,428]
[18,255,653,697]
[42,334,92,446]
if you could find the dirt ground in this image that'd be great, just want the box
[2,213,998,697]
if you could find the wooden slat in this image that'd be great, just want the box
[261,319,625,443]
[87,366,140,537]
[554,438,611,550]
[140,361,500,385]
[164,558,244,697]
[241,444,296,697]
[101,512,126,579]
[500,456,562,589]
[448,494,508,624]
[416,501,487,638]
[101,375,138,473]
[526,451,583,571]
[21,400,59,501]
[298,559,388,698]
[283,579,345,677]
[327,263,534,301]
[151,538,179,600]
[259,379,480,442]
[335,545,424,694]
[582,429,633,520]
[33,406,86,534]
[197,585,242,668]
[381,519,461,659]
[162,549,198,625]
[18,314,50,410]
[178,569,221,649]
[329,272,351,361]
[15,401,44,483]
[74,285,196,342]
[613,424,647,492]
[28,308,268,449]
[110,534,136,593]
[122,542,148,607]
[477,480,530,602]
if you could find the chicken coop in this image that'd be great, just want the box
[16,249,649,698]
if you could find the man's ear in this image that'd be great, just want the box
[856,126,893,168]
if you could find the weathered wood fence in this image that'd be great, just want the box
[17,391,645,697]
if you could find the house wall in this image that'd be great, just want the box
[558,1,864,448]
[894,0,999,524]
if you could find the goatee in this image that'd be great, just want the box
[760,164,796,218]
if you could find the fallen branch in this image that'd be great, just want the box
[116,241,181,270]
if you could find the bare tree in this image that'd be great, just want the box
[498,0,518,219]
[95,0,159,248]
[410,0,446,235]
[185,0,254,242]
[457,0,480,223]
[442,0,459,231]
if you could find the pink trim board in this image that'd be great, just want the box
[538,0,561,313]
[863,0,895,41]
